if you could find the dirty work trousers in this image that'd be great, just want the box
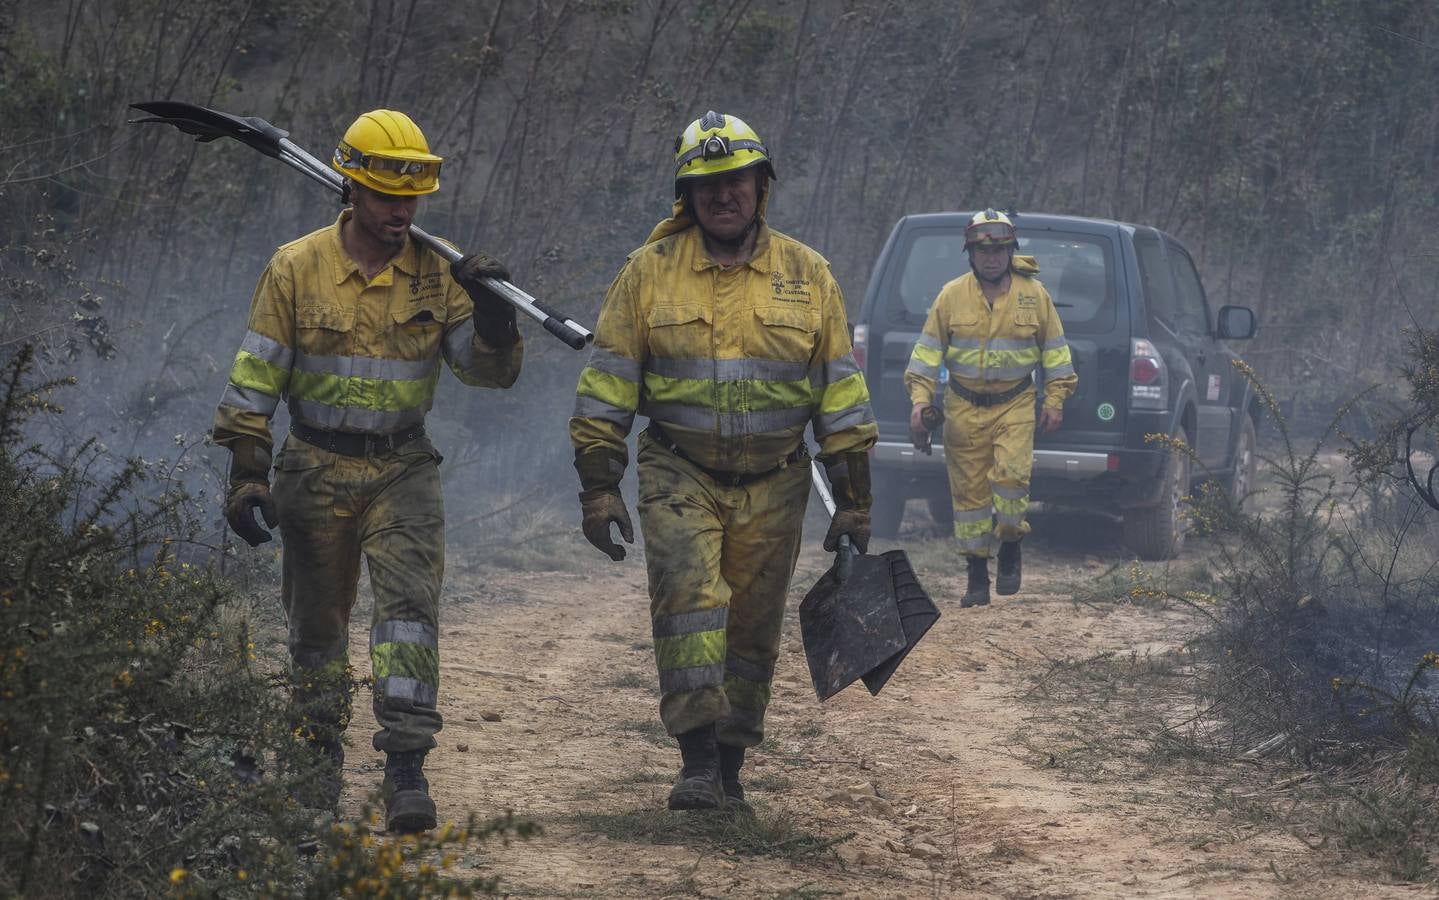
[635,429,810,748]
[944,388,1036,558]
[272,433,446,754]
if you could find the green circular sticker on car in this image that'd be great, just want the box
[1097,402,1116,421]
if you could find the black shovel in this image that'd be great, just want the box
[799,464,940,701]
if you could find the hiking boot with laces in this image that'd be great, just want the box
[996,540,1022,596]
[667,725,724,811]
[960,555,991,608]
[383,749,437,833]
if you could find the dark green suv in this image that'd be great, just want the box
[854,212,1258,559]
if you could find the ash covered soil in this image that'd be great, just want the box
[330,505,1414,898]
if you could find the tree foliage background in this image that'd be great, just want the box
[2,0,1437,494]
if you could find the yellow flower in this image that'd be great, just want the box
[170,867,187,884]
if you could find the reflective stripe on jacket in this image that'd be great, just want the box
[212,210,523,448]
[569,216,876,474]
[904,258,1077,410]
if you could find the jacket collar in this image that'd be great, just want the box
[329,209,420,285]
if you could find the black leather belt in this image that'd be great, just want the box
[291,421,425,457]
[645,421,808,487]
[948,374,1034,407]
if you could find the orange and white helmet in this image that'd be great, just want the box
[964,209,1017,248]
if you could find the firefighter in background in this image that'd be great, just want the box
[569,111,876,813]
[904,209,1076,608]
[213,109,522,832]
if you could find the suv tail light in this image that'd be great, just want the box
[851,323,868,371]
[1129,338,1167,409]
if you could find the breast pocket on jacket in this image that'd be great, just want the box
[747,306,818,362]
[295,305,355,357]
[1012,307,1040,338]
[646,304,712,359]
[389,303,445,360]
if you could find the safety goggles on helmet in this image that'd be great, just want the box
[334,141,441,193]
[964,220,1017,248]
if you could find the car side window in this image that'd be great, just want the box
[1167,245,1213,336]
[1134,235,1179,332]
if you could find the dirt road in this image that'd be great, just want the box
[335,507,1414,898]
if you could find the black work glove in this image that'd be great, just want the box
[575,448,634,562]
[450,253,518,348]
[225,437,277,546]
[822,451,873,555]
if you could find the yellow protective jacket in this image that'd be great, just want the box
[212,210,523,449]
[904,256,1077,410]
[569,203,877,474]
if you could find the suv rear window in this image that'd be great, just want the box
[890,229,1117,334]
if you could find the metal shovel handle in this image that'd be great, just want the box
[129,101,594,351]
[809,461,853,582]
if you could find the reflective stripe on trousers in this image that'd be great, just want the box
[637,429,808,748]
[942,389,1036,558]
[272,432,446,754]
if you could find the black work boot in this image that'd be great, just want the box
[996,540,1022,596]
[667,725,724,811]
[718,743,754,816]
[960,555,991,608]
[383,749,437,833]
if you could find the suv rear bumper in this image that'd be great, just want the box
[871,440,1170,509]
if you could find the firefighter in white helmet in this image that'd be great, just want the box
[904,209,1077,607]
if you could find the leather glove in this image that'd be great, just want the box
[226,482,278,547]
[450,253,518,348]
[225,436,277,547]
[822,451,873,554]
[575,448,633,561]
[909,402,932,455]
[581,491,634,561]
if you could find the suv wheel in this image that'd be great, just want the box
[872,473,906,539]
[926,494,954,535]
[1229,416,1257,511]
[1122,426,1190,560]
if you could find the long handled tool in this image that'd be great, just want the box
[799,464,940,700]
[128,100,594,351]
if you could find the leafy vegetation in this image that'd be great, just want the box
[0,347,532,897]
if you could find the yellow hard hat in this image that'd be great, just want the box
[965,208,1017,248]
[672,111,776,198]
[331,109,442,196]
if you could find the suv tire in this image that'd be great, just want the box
[926,494,954,535]
[1229,416,1257,511]
[872,472,905,539]
[1122,426,1190,560]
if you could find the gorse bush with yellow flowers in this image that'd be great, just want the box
[0,347,531,897]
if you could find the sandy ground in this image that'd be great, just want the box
[329,505,1425,899]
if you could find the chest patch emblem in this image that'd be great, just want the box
[1017,295,1038,309]
[771,271,812,304]
[410,271,443,299]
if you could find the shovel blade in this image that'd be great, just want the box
[859,550,941,696]
[799,553,907,701]
[129,100,288,158]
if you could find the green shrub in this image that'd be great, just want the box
[0,347,531,897]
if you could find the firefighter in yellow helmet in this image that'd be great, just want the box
[904,210,1077,607]
[569,111,876,813]
[212,109,524,832]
